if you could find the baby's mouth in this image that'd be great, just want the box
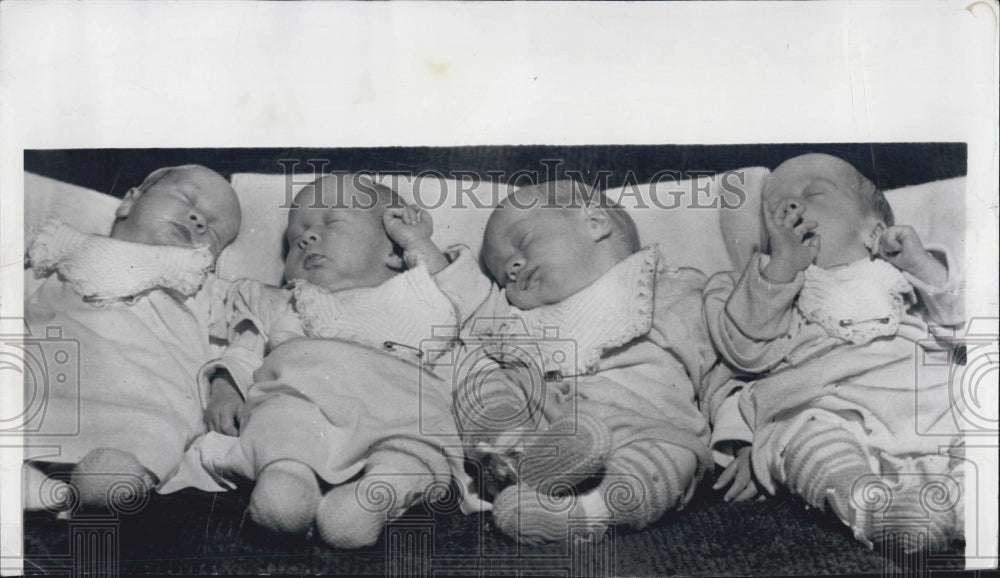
[303,253,327,269]
[517,267,538,292]
[170,221,194,244]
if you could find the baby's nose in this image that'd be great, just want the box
[506,258,524,282]
[299,232,319,249]
[188,211,207,233]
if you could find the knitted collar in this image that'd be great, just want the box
[483,246,659,376]
[27,220,214,304]
[797,257,913,345]
[289,263,458,365]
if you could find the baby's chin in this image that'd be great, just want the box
[506,293,540,310]
[505,286,573,311]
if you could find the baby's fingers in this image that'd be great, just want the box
[805,234,821,255]
[221,413,239,436]
[400,205,419,225]
[733,482,760,503]
[713,461,738,490]
[723,466,751,501]
[762,198,779,231]
[793,220,818,239]
[383,207,405,224]
[723,478,746,501]
[879,226,913,257]
[780,201,804,228]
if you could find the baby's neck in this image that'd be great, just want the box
[814,246,872,270]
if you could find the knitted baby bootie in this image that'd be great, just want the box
[866,474,964,554]
[517,412,611,488]
[492,483,610,546]
[315,481,388,549]
[71,448,156,512]
[248,460,321,535]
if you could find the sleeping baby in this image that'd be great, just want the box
[704,153,965,553]
[24,165,241,510]
[453,180,723,545]
[199,174,489,548]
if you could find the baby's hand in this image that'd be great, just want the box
[713,445,763,502]
[878,225,948,287]
[204,376,243,436]
[762,198,820,282]
[383,204,432,250]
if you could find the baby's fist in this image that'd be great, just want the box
[878,225,947,286]
[383,204,432,249]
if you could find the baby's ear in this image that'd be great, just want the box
[582,204,614,242]
[864,220,887,254]
[385,247,406,271]
[115,187,142,220]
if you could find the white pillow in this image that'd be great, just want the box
[721,176,967,273]
[24,172,121,296]
[216,169,771,284]
[604,167,769,278]
[24,172,119,237]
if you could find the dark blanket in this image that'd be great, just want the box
[23,470,966,576]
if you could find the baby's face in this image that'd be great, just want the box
[482,191,607,310]
[112,166,241,258]
[283,183,396,292]
[765,154,880,268]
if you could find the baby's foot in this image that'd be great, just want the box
[866,474,964,554]
[516,413,611,488]
[248,460,321,534]
[315,481,388,549]
[70,448,156,513]
[491,483,610,546]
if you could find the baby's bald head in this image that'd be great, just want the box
[283,174,405,292]
[482,180,639,309]
[110,164,240,259]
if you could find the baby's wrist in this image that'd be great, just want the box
[761,257,800,283]
[210,374,239,396]
[903,253,948,286]
[399,234,433,251]
[402,238,448,274]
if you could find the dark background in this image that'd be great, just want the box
[25,143,966,198]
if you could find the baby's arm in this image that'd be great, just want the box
[383,205,449,274]
[878,225,947,288]
[383,202,495,324]
[704,199,813,373]
[877,225,964,327]
[201,279,291,434]
[203,322,264,435]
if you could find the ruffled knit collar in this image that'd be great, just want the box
[798,257,913,345]
[288,263,458,365]
[483,246,660,375]
[26,219,214,304]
